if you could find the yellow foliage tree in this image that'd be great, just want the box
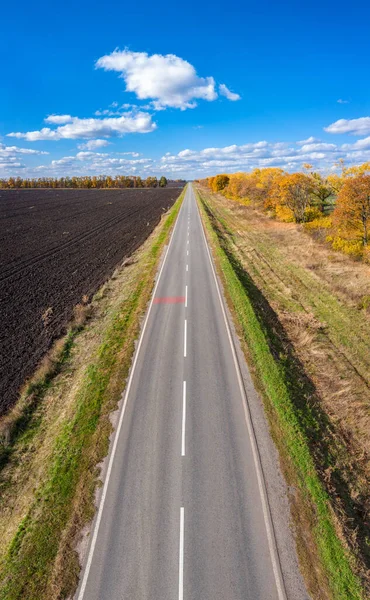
[278,173,313,222]
[333,175,370,247]
[209,174,229,192]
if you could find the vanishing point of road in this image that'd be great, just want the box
[76,184,287,600]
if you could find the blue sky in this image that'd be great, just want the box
[1,0,370,179]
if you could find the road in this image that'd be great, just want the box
[76,183,286,600]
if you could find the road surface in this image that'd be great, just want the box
[76,184,286,600]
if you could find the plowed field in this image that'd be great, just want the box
[0,188,180,413]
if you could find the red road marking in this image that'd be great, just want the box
[153,296,185,304]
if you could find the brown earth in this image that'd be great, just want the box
[0,188,180,414]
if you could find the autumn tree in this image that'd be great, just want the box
[278,173,313,222]
[309,173,336,213]
[252,168,285,209]
[211,174,230,192]
[343,161,370,177]
[145,176,158,188]
[326,173,344,194]
[207,176,215,190]
[333,175,370,246]
[159,176,168,187]
[226,173,256,201]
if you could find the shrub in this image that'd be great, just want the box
[304,206,323,222]
[304,216,332,231]
[326,235,364,258]
[211,174,230,192]
[275,204,295,222]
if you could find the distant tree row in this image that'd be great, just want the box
[198,161,370,262]
[0,175,169,189]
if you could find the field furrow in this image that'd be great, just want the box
[0,188,181,413]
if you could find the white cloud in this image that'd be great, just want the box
[117,151,140,157]
[297,136,321,145]
[50,156,76,167]
[7,112,156,141]
[78,139,110,150]
[95,109,120,116]
[75,151,107,160]
[337,99,349,104]
[219,84,241,101]
[324,117,370,135]
[7,134,370,179]
[94,103,145,117]
[45,114,74,124]
[33,150,155,177]
[95,49,220,110]
[341,136,370,151]
[158,137,370,176]
[0,143,48,171]
[8,127,60,141]
[0,144,48,156]
[299,142,337,152]
[350,136,370,150]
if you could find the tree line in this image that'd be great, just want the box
[198,162,370,261]
[0,175,168,189]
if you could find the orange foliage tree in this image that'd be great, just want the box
[252,168,285,210]
[209,174,230,192]
[225,168,285,208]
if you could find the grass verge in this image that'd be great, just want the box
[196,186,364,600]
[0,188,185,600]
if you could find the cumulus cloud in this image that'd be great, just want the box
[219,84,241,101]
[95,49,222,110]
[95,109,118,117]
[297,136,321,145]
[50,156,76,167]
[78,139,110,150]
[0,144,48,156]
[75,151,107,160]
[45,114,74,124]
[95,103,152,117]
[299,142,337,152]
[34,150,155,177]
[117,151,140,157]
[158,138,370,176]
[341,136,370,151]
[0,162,25,169]
[0,143,49,171]
[7,132,370,179]
[324,117,370,136]
[7,112,156,141]
[337,99,349,104]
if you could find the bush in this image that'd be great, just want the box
[304,206,323,222]
[326,235,364,258]
[210,174,230,192]
[275,204,295,222]
[304,216,332,231]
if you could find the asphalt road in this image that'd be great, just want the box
[76,184,287,600]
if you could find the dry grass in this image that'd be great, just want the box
[197,185,370,598]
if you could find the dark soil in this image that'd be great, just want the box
[0,188,180,414]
